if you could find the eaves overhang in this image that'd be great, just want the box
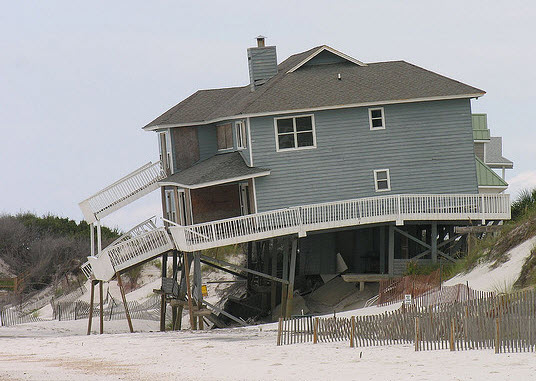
[143,93,485,131]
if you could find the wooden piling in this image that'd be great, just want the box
[87,280,95,335]
[183,252,195,329]
[285,238,297,318]
[117,272,134,333]
[99,280,104,334]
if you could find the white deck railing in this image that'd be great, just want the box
[79,161,166,223]
[169,193,510,252]
[80,216,159,279]
[88,227,174,281]
[108,227,174,272]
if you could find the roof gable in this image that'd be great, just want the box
[286,45,366,73]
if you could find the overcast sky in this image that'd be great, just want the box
[1,1,535,231]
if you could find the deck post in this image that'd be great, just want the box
[280,240,289,318]
[87,279,96,335]
[285,237,298,318]
[171,250,178,330]
[183,252,196,329]
[247,242,253,292]
[379,226,386,274]
[160,252,168,331]
[388,225,395,276]
[271,241,278,313]
[194,252,203,330]
[99,280,104,334]
[117,271,134,333]
[431,222,438,263]
[90,223,95,257]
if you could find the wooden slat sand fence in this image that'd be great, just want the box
[412,284,494,309]
[378,270,441,306]
[52,295,161,322]
[0,306,42,327]
[278,289,536,354]
[277,315,352,345]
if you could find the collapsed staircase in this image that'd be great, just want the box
[79,161,166,223]
[79,161,171,281]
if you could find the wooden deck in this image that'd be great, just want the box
[341,274,391,290]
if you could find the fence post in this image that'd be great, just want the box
[495,318,500,354]
[350,316,355,348]
[277,317,283,346]
[450,318,455,351]
[314,317,319,344]
[414,317,420,351]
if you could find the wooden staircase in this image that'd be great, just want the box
[79,161,166,223]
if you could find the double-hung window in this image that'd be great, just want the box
[369,107,385,130]
[275,115,316,151]
[217,123,233,150]
[373,169,391,192]
[236,121,247,149]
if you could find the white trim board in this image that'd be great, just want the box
[144,93,485,131]
[158,171,271,190]
[286,45,367,73]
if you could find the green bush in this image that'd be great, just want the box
[511,188,536,221]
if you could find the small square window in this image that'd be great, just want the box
[369,107,385,130]
[373,169,391,192]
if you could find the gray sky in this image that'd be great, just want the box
[1,1,535,231]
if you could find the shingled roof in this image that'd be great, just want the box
[158,152,270,189]
[144,45,485,129]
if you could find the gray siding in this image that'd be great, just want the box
[247,46,278,87]
[250,99,478,212]
[303,50,348,67]
[474,142,485,161]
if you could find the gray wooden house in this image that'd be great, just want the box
[79,37,511,325]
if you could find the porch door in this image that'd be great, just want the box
[177,190,188,225]
[239,183,250,215]
[165,188,188,225]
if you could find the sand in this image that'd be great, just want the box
[2,237,536,380]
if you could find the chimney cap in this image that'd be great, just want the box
[256,35,266,47]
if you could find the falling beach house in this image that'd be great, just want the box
[79,37,512,325]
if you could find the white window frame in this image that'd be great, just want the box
[373,169,391,192]
[158,130,173,173]
[236,120,247,149]
[274,114,317,152]
[368,107,385,130]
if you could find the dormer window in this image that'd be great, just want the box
[217,123,233,150]
[369,107,385,130]
[275,115,316,151]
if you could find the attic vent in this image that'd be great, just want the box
[247,36,278,91]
